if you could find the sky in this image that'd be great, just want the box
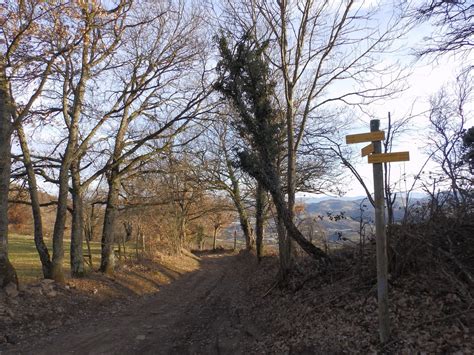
[334,60,465,198]
[13,0,473,202]
[300,1,474,199]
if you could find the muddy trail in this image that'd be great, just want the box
[3,252,260,355]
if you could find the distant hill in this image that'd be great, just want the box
[223,193,429,247]
[299,194,429,243]
[305,194,427,222]
[306,199,363,219]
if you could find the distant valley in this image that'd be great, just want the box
[222,193,428,247]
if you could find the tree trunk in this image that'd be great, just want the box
[178,216,186,255]
[51,22,91,283]
[70,160,84,277]
[286,89,296,222]
[276,213,291,282]
[0,61,17,287]
[100,174,120,274]
[123,221,131,258]
[100,101,130,272]
[227,159,254,250]
[270,187,328,261]
[51,83,82,282]
[85,232,93,268]
[281,1,296,265]
[51,164,70,283]
[258,166,328,262]
[255,182,266,262]
[213,227,218,251]
[235,202,253,250]
[84,205,94,268]
[17,124,53,278]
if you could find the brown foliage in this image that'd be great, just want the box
[7,204,31,234]
[244,239,472,352]
[389,212,474,291]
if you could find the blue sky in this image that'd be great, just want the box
[302,0,474,198]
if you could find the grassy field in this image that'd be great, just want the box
[8,234,236,284]
[9,234,114,283]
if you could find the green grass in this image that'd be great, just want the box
[8,234,137,283]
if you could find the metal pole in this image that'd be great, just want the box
[370,119,390,343]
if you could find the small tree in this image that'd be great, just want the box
[198,117,255,250]
[210,209,234,251]
[424,73,473,210]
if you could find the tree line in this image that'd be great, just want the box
[1,0,473,291]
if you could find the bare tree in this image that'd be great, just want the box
[98,1,211,273]
[210,207,234,251]
[216,34,329,263]
[412,0,474,59]
[424,71,473,210]
[382,111,416,225]
[197,117,255,250]
[16,124,53,278]
[214,0,408,274]
[0,1,69,286]
[463,126,474,174]
[36,1,135,281]
[117,156,231,255]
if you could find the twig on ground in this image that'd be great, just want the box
[262,281,278,298]
[410,307,474,330]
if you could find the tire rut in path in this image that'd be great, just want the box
[6,252,259,355]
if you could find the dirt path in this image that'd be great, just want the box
[4,252,260,355]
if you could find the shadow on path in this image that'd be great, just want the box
[5,251,259,355]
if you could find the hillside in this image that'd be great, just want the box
[305,195,426,221]
[301,195,428,241]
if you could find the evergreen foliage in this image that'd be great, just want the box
[215,33,283,194]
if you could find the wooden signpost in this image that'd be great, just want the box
[346,119,409,344]
[345,131,385,144]
[368,151,410,164]
[361,143,374,157]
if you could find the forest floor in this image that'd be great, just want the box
[0,248,473,354]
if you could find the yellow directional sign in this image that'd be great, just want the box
[368,152,410,164]
[361,143,374,157]
[345,119,408,343]
[345,131,385,144]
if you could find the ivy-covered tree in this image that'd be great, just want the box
[215,33,328,268]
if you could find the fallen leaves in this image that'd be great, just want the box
[242,250,473,353]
